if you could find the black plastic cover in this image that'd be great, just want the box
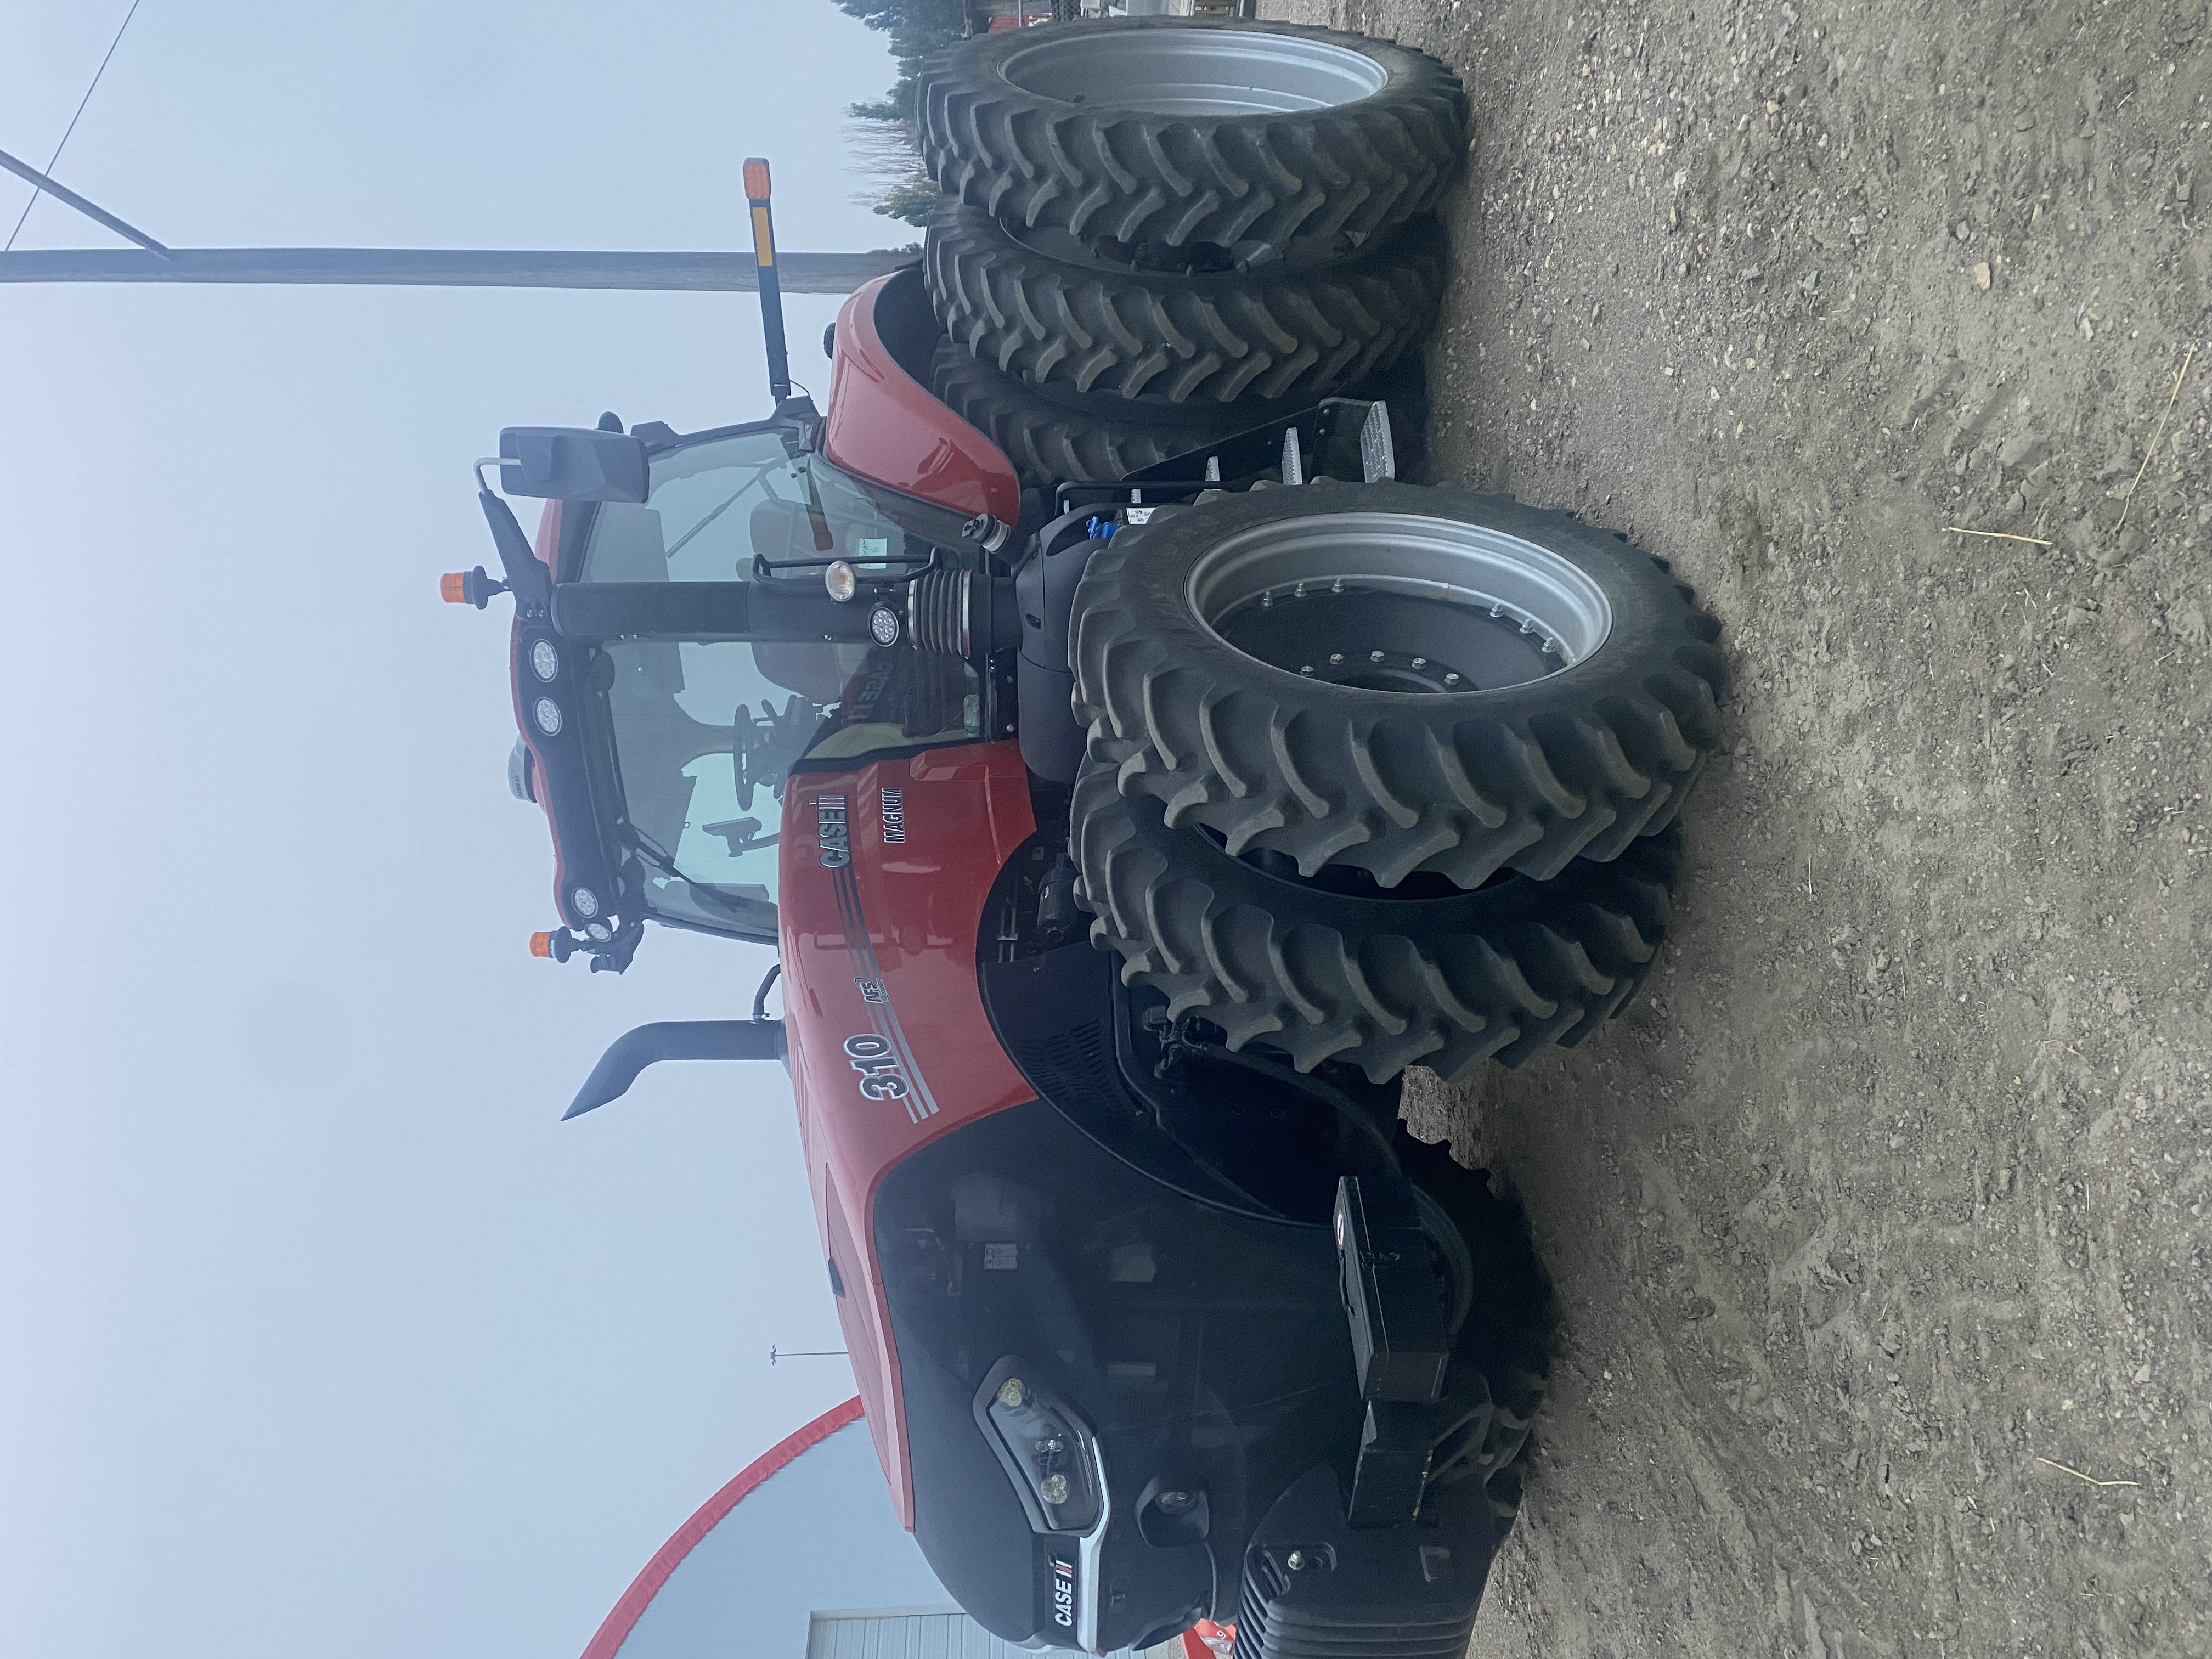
[1334,1177,1449,1405]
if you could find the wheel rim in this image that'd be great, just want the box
[1186,511,1615,694]
[997,29,1389,117]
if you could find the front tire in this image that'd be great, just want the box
[1071,757,1680,1083]
[1397,1129,1551,1528]
[1070,482,1729,889]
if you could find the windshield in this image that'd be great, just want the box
[577,431,981,934]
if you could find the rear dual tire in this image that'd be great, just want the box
[926,199,1448,409]
[929,340,1269,489]
[917,18,1468,262]
[919,16,1467,472]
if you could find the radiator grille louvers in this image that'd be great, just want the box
[1233,1578,1477,1659]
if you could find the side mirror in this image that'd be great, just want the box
[498,426,650,503]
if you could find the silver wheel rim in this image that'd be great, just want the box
[998,29,1388,117]
[1187,511,1615,694]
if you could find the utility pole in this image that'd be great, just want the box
[0,245,906,292]
[0,145,907,294]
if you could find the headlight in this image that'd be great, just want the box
[571,886,601,918]
[533,697,562,736]
[823,560,859,602]
[980,1364,1100,1533]
[529,639,560,681]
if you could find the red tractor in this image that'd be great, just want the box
[448,17,1724,1656]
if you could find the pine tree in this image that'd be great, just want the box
[832,0,968,120]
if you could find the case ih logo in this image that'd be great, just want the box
[816,795,850,867]
[1049,1556,1077,1629]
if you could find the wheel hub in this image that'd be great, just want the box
[996,28,1389,118]
[1189,512,1615,694]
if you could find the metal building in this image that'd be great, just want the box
[578,1398,1183,1659]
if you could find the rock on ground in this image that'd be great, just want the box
[1267,1,2212,1654]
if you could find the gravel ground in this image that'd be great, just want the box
[1263,2,2212,1653]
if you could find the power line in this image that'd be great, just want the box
[5,0,145,253]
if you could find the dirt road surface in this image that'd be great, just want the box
[1267,1,2212,1653]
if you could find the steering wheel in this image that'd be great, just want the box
[732,694,820,810]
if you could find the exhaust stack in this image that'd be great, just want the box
[744,157,792,405]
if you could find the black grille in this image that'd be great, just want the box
[1234,1550,1477,1659]
[1003,1019,1121,1121]
[1233,1593,1476,1659]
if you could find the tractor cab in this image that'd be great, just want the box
[458,405,991,970]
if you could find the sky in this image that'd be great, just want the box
[0,4,910,1655]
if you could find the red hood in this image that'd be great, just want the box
[777,741,1036,1525]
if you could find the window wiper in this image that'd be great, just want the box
[663,459,782,562]
[620,825,759,924]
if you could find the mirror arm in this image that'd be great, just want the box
[476,477,554,615]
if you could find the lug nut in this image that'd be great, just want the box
[1329,652,1344,665]
[1369,650,1385,662]
[1444,672,1461,685]
[996,1378,1026,1410]
[1287,1550,1309,1571]
[1411,656,1427,668]
[1300,664,1314,675]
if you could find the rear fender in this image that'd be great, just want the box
[823,268,1022,527]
